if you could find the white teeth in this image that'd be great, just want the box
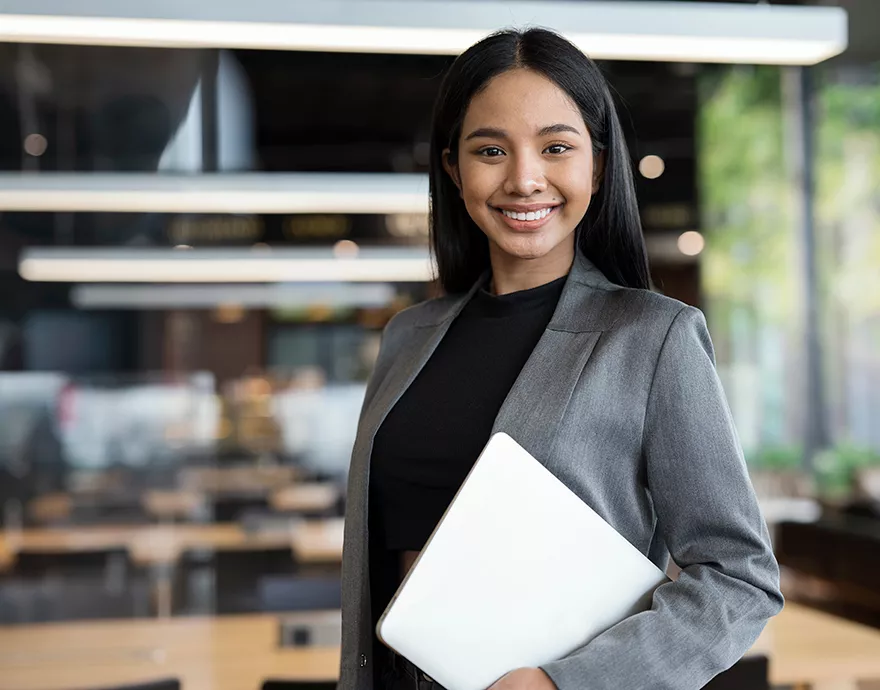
[501,207,554,221]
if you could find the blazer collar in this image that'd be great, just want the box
[353,249,628,503]
[411,250,625,333]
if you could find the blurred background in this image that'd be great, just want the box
[0,1,878,689]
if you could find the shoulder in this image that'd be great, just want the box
[612,284,696,325]
[567,282,714,371]
[608,287,713,364]
[626,288,706,336]
[566,278,705,339]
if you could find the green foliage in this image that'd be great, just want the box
[814,66,880,319]
[697,65,796,325]
[745,445,803,471]
[699,63,880,495]
[814,444,880,498]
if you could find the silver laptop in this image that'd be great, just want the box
[376,432,669,690]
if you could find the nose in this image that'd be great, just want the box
[503,151,547,197]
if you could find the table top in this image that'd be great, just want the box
[0,518,345,570]
[753,601,880,685]
[0,611,340,690]
[28,480,340,523]
[179,466,300,494]
[142,490,206,520]
[1,603,879,689]
[269,483,341,514]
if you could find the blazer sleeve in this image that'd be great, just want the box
[539,305,785,690]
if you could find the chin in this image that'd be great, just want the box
[493,232,564,261]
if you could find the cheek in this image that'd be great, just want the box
[459,165,497,212]
[557,161,595,208]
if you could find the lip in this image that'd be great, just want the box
[493,203,561,212]
[492,204,562,232]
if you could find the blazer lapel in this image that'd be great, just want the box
[357,251,625,475]
[490,329,602,462]
[356,273,490,457]
[490,251,626,464]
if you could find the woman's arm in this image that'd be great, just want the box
[539,306,784,690]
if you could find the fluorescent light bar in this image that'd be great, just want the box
[72,283,397,308]
[0,173,429,214]
[0,0,847,65]
[19,247,436,283]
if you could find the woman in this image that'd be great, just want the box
[339,28,784,690]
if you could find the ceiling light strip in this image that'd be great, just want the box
[0,0,848,65]
[0,173,430,214]
[19,247,436,283]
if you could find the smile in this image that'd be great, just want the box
[492,204,562,230]
[500,207,555,221]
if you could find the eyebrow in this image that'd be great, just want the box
[464,123,582,141]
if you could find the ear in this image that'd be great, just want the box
[592,150,606,194]
[442,148,463,197]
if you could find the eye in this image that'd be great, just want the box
[477,146,505,157]
[544,144,572,155]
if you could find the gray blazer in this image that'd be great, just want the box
[339,250,784,690]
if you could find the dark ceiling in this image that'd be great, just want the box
[0,0,872,255]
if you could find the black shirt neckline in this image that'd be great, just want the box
[468,273,568,319]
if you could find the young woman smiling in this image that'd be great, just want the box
[339,28,783,690]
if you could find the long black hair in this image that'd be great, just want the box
[429,28,650,293]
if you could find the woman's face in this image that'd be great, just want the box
[444,68,601,273]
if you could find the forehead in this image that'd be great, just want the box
[462,68,584,134]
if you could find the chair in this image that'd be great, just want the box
[172,549,212,615]
[257,575,342,612]
[702,656,769,690]
[211,496,270,522]
[0,578,152,624]
[93,680,180,690]
[12,547,131,584]
[172,547,297,615]
[68,503,152,525]
[261,682,335,690]
[218,547,298,614]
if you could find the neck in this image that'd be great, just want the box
[488,241,575,296]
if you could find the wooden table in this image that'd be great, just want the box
[28,480,341,524]
[751,602,880,689]
[179,466,300,494]
[0,518,344,571]
[26,493,73,524]
[0,611,340,690]
[269,483,341,514]
[142,482,342,520]
[1,603,880,690]
[142,490,206,521]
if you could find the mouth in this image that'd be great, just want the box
[491,204,562,231]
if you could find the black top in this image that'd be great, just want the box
[367,273,567,679]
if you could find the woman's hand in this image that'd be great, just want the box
[487,668,557,689]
